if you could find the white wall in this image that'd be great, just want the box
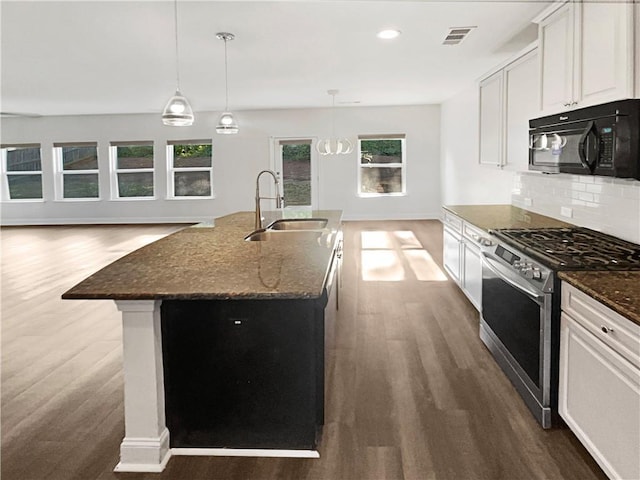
[0,104,441,224]
[440,84,520,206]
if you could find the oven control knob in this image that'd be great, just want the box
[531,268,542,279]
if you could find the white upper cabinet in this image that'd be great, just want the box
[504,49,539,170]
[538,2,575,113]
[536,0,636,114]
[478,44,538,168]
[479,70,504,166]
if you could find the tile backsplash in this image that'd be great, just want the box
[512,172,640,244]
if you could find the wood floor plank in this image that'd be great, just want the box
[1,221,609,480]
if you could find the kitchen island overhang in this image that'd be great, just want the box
[62,210,343,473]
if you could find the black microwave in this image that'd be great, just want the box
[528,99,640,179]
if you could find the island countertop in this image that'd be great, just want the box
[62,210,343,301]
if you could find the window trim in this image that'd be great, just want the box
[53,143,100,201]
[1,144,44,202]
[109,142,156,201]
[357,135,407,197]
[166,140,214,200]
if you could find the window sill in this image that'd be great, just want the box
[110,196,157,201]
[357,192,407,198]
[166,195,216,200]
[1,198,45,203]
[54,198,101,202]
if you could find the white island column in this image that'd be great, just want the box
[114,300,171,472]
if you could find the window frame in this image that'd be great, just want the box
[166,140,214,199]
[53,142,100,201]
[109,141,156,200]
[357,135,407,197]
[1,144,44,202]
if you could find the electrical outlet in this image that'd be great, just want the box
[561,206,573,218]
[524,197,533,207]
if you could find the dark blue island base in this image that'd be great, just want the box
[161,296,329,450]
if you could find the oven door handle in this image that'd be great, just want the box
[481,252,546,304]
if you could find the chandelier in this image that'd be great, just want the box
[316,90,353,155]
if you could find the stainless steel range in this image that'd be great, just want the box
[479,227,640,428]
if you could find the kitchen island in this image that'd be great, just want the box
[62,210,343,473]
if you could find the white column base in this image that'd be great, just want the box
[114,428,172,472]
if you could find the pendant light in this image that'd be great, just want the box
[162,0,194,126]
[316,90,353,155]
[215,32,239,134]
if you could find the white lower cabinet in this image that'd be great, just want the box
[443,226,462,284]
[442,210,484,311]
[462,241,482,311]
[559,282,640,480]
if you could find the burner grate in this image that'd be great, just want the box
[490,227,640,270]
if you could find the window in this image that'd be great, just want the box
[279,139,312,207]
[167,140,212,198]
[54,142,99,199]
[1,144,43,200]
[110,142,154,198]
[358,135,406,196]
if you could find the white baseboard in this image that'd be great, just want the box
[171,448,320,459]
[341,212,440,221]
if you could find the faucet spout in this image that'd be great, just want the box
[255,169,284,229]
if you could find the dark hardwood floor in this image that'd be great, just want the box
[1,221,607,480]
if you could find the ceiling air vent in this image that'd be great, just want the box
[442,26,476,45]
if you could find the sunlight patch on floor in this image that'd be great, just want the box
[360,230,447,282]
[361,250,405,281]
[403,249,448,281]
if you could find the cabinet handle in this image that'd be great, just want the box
[600,325,614,334]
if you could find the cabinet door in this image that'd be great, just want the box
[504,49,539,171]
[636,5,640,97]
[462,241,482,311]
[576,0,634,107]
[443,227,461,284]
[559,313,640,480]
[539,2,574,113]
[479,70,504,166]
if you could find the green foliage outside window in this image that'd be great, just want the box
[282,144,311,206]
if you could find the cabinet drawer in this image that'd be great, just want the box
[562,282,640,369]
[442,210,462,233]
[463,222,487,245]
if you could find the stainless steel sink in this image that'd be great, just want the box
[244,229,323,242]
[266,218,328,230]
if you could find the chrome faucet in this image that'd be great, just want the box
[255,170,284,229]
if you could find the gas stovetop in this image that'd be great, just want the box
[489,227,640,271]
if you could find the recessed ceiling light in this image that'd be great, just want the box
[377,29,401,40]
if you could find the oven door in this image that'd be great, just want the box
[480,252,553,428]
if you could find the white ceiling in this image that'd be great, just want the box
[0,0,550,117]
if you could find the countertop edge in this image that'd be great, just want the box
[558,272,640,327]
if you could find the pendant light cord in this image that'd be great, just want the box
[173,0,181,90]
[331,92,336,138]
[223,37,229,110]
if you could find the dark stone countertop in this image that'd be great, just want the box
[443,204,573,231]
[443,204,639,327]
[558,271,640,327]
[62,210,342,301]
